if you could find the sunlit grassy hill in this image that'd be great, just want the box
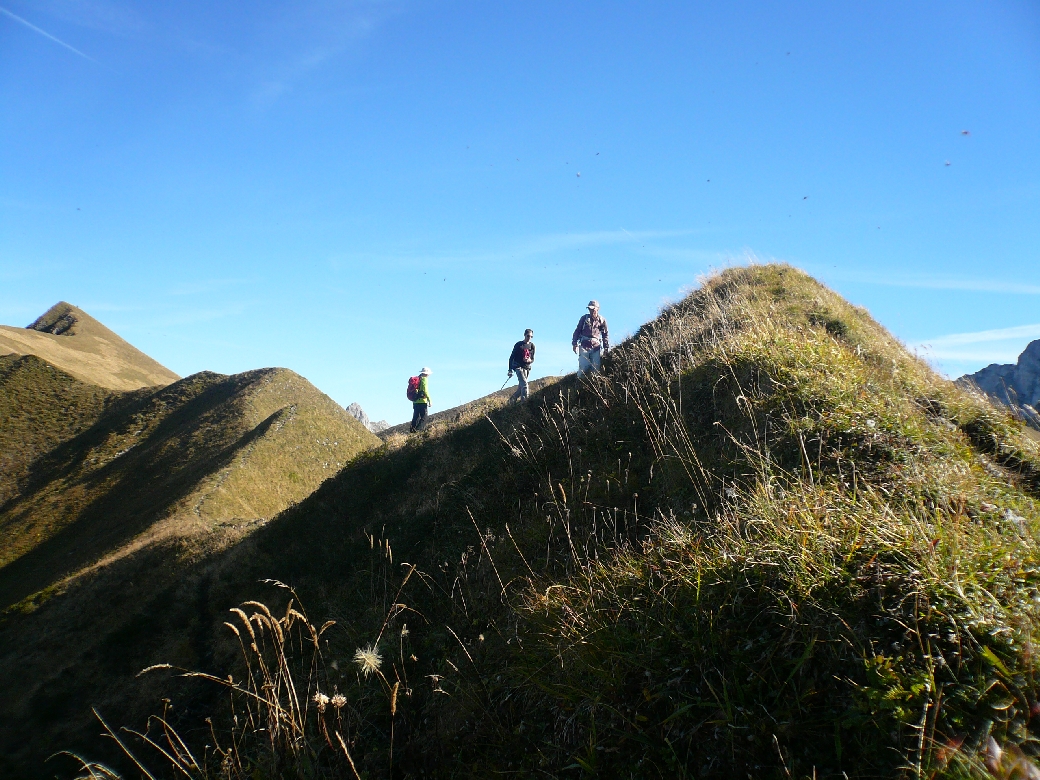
[5,265,1040,779]
[0,302,180,391]
[0,365,380,611]
[0,321,381,777]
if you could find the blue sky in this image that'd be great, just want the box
[1,1,1038,424]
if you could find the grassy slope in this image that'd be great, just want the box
[0,367,381,777]
[0,354,123,506]
[0,302,180,391]
[8,265,1040,779]
[0,366,380,608]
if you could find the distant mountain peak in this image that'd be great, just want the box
[347,401,389,433]
[960,338,1040,430]
[1,302,180,391]
[29,302,84,336]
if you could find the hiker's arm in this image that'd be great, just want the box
[572,318,583,352]
[602,318,610,352]
[571,318,583,347]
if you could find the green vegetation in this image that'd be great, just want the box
[0,364,380,778]
[5,265,1040,779]
[0,366,379,610]
[0,354,120,506]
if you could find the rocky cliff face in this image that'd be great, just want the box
[961,339,1040,429]
[347,401,389,433]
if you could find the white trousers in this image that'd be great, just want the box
[577,347,601,376]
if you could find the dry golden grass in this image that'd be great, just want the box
[0,302,179,391]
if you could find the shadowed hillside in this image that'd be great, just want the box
[0,359,382,778]
[0,354,127,506]
[4,265,1040,779]
[0,366,380,611]
[0,302,179,391]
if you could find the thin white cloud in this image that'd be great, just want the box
[835,269,1040,295]
[0,5,98,62]
[918,323,1040,348]
[21,0,147,37]
[251,46,335,109]
[913,323,1040,364]
[250,2,404,110]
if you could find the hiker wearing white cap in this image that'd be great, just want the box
[572,300,609,376]
[408,367,432,432]
[507,329,536,402]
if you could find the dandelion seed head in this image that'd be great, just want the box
[354,643,382,677]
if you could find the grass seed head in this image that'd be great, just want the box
[353,643,382,677]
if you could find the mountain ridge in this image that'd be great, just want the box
[3,266,1040,778]
[0,302,180,391]
[960,338,1040,430]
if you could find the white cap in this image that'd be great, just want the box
[420,367,432,376]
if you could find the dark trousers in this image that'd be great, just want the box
[410,403,428,432]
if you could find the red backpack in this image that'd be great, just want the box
[406,375,421,401]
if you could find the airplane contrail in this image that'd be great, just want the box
[0,6,98,63]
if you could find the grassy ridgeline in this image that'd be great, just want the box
[40,265,1040,778]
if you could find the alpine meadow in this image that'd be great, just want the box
[3,264,1040,778]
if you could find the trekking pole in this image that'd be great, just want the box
[499,373,512,391]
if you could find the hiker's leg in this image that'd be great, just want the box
[509,373,521,402]
[577,349,592,376]
[589,348,602,372]
[518,368,529,399]
[415,403,428,430]
[410,404,423,432]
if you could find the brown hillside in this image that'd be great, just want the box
[0,367,380,612]
[0,302,179,391]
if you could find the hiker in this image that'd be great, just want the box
[507,329,536,402]
[408,367,432,432]
[572,300,609,376]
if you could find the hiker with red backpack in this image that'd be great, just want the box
[407,367,432,432]
[572,299,609,376]
[507,329,536,402]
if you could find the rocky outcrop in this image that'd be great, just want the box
[347,401,389,433]
[961,339,1040,430]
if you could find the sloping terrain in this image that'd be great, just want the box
[5,265,1040,779]
[379,375,560,437]
[0,302,180,391]
[0,354,127,506]
[0,366,380,611]
[963,339,1040,430]
[0,362,381,778]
